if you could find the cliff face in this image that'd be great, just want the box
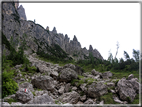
[2,1,103,61]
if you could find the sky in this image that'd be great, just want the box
[19,2,140,60]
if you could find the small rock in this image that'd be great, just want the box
[80,95,86,101]
[72,87,77,91]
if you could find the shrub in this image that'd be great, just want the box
[2,69,18,98]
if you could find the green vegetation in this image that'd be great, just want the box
[131,94,139,104]
[7,98,17,104]
[99,93,119,104]
[2,66,18,98]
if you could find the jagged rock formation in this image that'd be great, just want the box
[17,5,27,20]
[2,1,103,61]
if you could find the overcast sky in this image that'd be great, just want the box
[19,2,140,60]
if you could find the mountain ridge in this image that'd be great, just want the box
[2,0,103,61]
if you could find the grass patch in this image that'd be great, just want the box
[131,94,139,104]
[7,98,17,104]
[78,75,84,79]
[99,93,119,104]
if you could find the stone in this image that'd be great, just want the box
[106,82,115,87]
[87,82,108,98]
[50,70,58,79]
[102,71,113,79]
[80,95,86,101]
[77,101,84,104]
[116,78,137,102]
[15,88,33,103]
[72,87,77,91]
[65,83,71,93]
[80,83,87,92]
[84,99,95,104]
[127,74,134,80]
[58,68,78,82]
[31,75,55,91]
[58,91,80,104]
[113,96,128,104]
[27,93,55,104]
[63,64,76,70]
[18,82,34,92]
[99,100,104,104]
[58,86,65,94]
[15,64,22,69]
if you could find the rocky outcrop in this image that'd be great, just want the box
[17,5,27,20]
[116,77,140,102]
[2,1,104,61]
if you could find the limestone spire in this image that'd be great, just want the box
[73,35,78,41]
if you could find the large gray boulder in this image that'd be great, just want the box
[102,71,113,79]
[31,76,55,91]
[87,82,108,98]
[116,77,138,102]
[15,88,33,103]
[27,93,55,104]
[58,68,78,82]
[58,91,80,104]
[18,82,34,92]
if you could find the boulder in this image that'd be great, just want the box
[87,82,108,98]
[63,64,76,70]
[84,99,96,104]
[58,85,65,94]
[15,88,33,103]
[80,95,86,101]
[102,71,113,79]
[27,93,55,104]
[65,83,71,93]
[18,82,34,92]
[113,96,128,104]
[129,78,140,94]
[15,64,23,69]
[58,91,80,104]
[116,78,138,102]
[36,64,51,73]
[91,69,102,76]
[58,68,78,82]
[50,70,58,79]
[80,83,87,92]
[127,74,134,80]
[31,76,55,91]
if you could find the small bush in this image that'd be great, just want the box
[2,69,18,98]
